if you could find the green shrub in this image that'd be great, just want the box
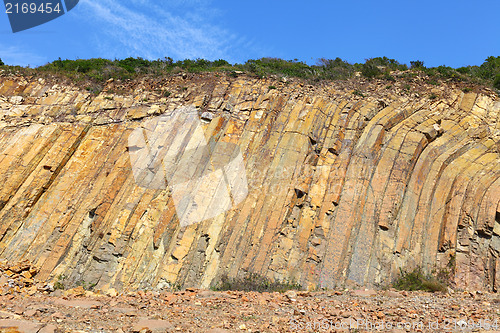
[359,57,407,79]
[54,274,66,290]
[243,58,314,79]
[54,281,65,290]
[361,62,382,79]
[437,66,459,79]
[117,57,152,73]
[0,58,4,66]
[6,55,500,91]
[393,267,447,292]
[456,66,471,75]
[365,57,407,71]
[268,85,277,90]
[212,59,230,67]
[410,60,425,69]
[46,57,113,74]
[494,74,500,90]
[476,56,500,80]
[422,66,464,83]
[316,57,355,80]
[353,90,365,97]
[383,73,396,81]
[212,273,301,293]
[75,280,96,291]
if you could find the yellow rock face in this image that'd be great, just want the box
[0,73,499,292]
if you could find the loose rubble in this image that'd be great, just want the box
[0,287,498,332]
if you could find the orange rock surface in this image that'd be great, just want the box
[0,72,498,292]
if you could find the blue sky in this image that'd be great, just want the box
[1,0,499,68]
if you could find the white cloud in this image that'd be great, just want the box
[77,0,250,62]
[0,44,46,67]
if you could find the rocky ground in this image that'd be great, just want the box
[0,251,499,333]
[0,287,498,333]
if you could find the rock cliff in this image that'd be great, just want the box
[0,72,499,292]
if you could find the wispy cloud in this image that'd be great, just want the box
[77,0,252,62]
[0,44,46,66]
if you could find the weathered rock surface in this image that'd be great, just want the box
[0,72,499,292]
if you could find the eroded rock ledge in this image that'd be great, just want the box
[0,72,499,292]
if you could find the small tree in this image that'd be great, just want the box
[410,60,425,69]
[361,62,382,78]
[0,58,4,66]
[494,74,500,90]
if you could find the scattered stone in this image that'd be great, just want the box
[352,289,377,297]
[284,290,297,302]
[0,319,42,332]
[132,319,173,333]
[106,288,118,297]
[0,289,496,332]
[23,309,37,317]
[64,286,85,297]
[38,324,58,333]
[9,96,23,104]
[200,111,214,122]
[383,290,402,297]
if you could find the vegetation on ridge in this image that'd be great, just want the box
[1,55,500,92]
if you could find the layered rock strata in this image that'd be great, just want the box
[0,73,499,292]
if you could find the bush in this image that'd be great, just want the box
[421,65,464,83]
[456,66,471,75]
[8,55,500,91]
[48,57,113,73]
[476,56,500,80]
[117,57,152,73]
[353,90,365,97]
[361,62,383,79]
[436,66,459,79]
[359,57,407,79]
[393,267,447,292]
[54,274,66,290]
[383,73,396,81]
[366,57,407,71]
[494,74,500,90]
[316,57,355,80]
[0,58,4,66]
[410,60,425,69]
[243,58,314,79]
[212,273,301,293]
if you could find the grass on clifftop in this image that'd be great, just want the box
[1,56,500,93]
